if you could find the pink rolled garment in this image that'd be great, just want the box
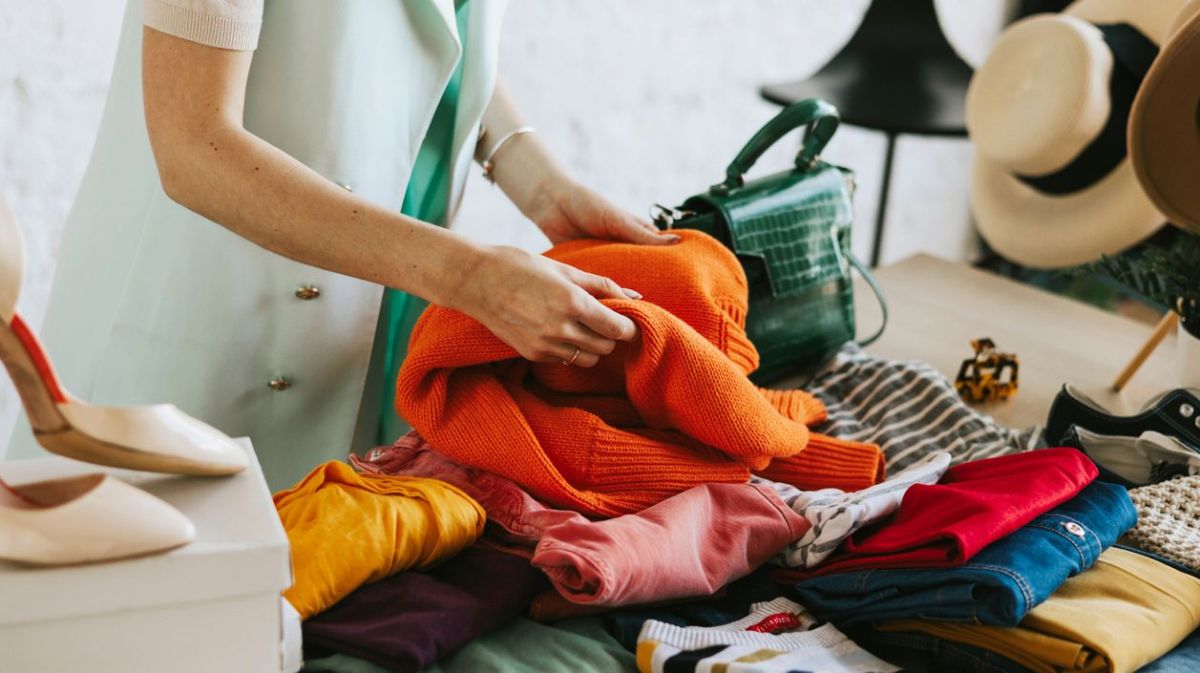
[356,433,810,606]
[352,432,577,547]
[532,482,809,606]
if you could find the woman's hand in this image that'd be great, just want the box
[528,177,681,247]
[449,244,642,367]
[479,83,678,247]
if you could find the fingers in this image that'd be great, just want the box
[558,321,619,357]
[576,297,638,343]
[559,267,640,342]
[609,212,681,246]
[568,268,641,301]
[539,341,601,368]
[510,336,601,368]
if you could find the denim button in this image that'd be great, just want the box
[1182,403,1195,419]
[1064,521,1085,537]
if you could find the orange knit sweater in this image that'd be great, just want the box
[396,231,884,517]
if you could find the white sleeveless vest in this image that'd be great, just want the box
[8,0,507,489]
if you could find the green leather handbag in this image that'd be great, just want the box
[652,98,887,384]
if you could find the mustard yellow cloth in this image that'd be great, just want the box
[879,548,1200,673]
[274,460,485,619]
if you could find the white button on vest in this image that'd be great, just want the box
[267,377,293,392]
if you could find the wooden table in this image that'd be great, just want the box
[847,254,1178,430]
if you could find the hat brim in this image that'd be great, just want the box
[971,0,1187,268]
[1130,5,1200,235]
[972,158,1163,269]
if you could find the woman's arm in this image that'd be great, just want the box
[141,28,636,367]
[479,83,679,247]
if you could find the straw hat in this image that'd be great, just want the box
[967,0,1188,269]
[1129,0,1200,235]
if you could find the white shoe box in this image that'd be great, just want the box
[0,440,298,673]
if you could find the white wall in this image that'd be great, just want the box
[0,0,129,454]
[458,0,1015,262]
[0,0,1014,456]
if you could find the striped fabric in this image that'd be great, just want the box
[763,452,952,569]
[803,345,1043,473]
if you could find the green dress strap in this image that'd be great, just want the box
[373,1,471,446]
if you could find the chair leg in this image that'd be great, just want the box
[871,132,898,268]
[1112,311,1178,392]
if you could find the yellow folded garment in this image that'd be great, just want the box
[878,547,1200,673]
[274,460,485,619]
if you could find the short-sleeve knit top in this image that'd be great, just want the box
[143,0,264,50]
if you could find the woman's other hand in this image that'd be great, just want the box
[450,244,641,367]
[528,178,680,246]
[480,83,677,247]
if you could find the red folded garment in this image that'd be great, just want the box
[775,448,1097,581]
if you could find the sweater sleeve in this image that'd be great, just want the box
[142,0,263,51]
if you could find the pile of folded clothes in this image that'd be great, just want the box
[273,232,1200,673]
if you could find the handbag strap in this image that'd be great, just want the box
[848,252,888,347]
[712,99,840,195]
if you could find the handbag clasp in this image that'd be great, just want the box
[649,204,693,230]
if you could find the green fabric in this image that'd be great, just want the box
[374,1,470,445]
[301,617,637,673]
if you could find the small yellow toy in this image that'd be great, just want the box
[955,338,1019,403]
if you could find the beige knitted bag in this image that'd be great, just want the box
[1128,475,1200,571]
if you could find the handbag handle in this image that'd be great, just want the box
[848,252,888,347]
[713,98,840,195]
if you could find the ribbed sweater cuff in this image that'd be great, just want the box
[143,0,262,51]
[756,387,828,424]
[584,431,751,510]
[755,434,885,491]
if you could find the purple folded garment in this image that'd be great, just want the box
[302,545,548,672]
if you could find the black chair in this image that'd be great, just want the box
[760,0,974,267]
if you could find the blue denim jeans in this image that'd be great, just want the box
[792,480,1136,627]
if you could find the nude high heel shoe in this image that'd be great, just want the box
[0,196,247,476]
[0,473,194,565]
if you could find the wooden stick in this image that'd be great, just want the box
[1112,311,1179,392]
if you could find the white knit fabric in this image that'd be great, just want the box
[637,598,898,673]
[1128,475,1200,572]
[142,0,262,50]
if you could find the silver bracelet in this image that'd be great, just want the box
[480,126,535,183]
